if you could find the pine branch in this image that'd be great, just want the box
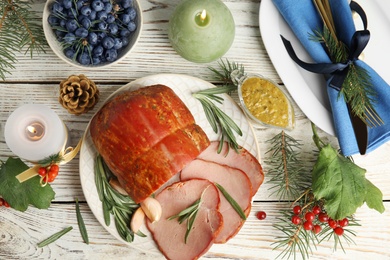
[265,131,310,200]
[0,0,47,80]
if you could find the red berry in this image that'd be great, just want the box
[318,212,329,223]
[338,218,349,227]
[312,205,321,215]
[305,212,315,222]
[291,215,301,225]
[38,167,47,177]
[334,227,344,236]
[303,221,313,231]
[256,211,266,220]
[0,198,4,206]
[312,224,322,234]
[328,219,337,229]
[293,205,302,215]
[50,164,59,173]
[4,201,10,208]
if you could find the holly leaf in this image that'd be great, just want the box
[0,157,55,211]
[311,144,384,220]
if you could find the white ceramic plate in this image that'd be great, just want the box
[79,74,260,254]
[260,0,390,136]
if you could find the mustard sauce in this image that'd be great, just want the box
[241,77,290,128]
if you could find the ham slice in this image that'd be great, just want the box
[197,141,264,196]
[147,179,223,260]
[180,159,252,243]
[90,85,210,203]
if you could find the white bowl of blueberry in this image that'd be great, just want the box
[43,0,142,68]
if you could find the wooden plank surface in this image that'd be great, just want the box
[0,0,389,259]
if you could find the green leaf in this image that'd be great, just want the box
[76,198,89,244]
[0,157,55,211]
[364,179,385,213]
[312,145,384,219]
[37,226,73,248]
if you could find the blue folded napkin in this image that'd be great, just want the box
[272,0,390,156]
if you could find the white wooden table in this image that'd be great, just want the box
[0,0,389,259]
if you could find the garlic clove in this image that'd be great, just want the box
[140,197,162,223]
[109,178,128,196]
[130,207,145,233]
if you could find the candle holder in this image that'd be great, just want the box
[4,104,68,162]
[168,0,235,63]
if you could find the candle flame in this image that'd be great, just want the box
[200,9,207,21]
[27,125,37,134]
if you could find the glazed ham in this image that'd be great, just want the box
[197,141,264,196]
[147,179,223,260]
[180,159,252,243]
[90,85,210,203]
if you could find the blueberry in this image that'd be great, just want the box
[105,49,118,62]
[120,13,131,24]
[104,3,113,13]
[102,0,110,2]
[92,56,102,65]
[97,32,107,41]
[91,0,104,11]
[60,19,67,28]
[98,21,108,30]
[93,45,104,56]
[64,48,76,59]
[78,52,91,65]
[107,23,119,35]
[96,11,108,20]
[88,32,98,45]
[62,0,73,9]
[89,10,97,20]
[102,36,115,49]
[113,38,123,49]
[55,30,66,38]
[80,17,91,29]
[127,21,136,32]
[127,7,137,20]
[67,8,77,18]
[121,36,129,47]
[75,27,89,38]
[121,0,132,9]
[106,14,116,23]
[63,33,76,43]
[81,6,92,16]
[120,29,131,37]
[51,3,64,14]
[76,0,85,10]
[48,14,59,26]
[66,19,78,32]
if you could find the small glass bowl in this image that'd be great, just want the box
[236,73,295,130]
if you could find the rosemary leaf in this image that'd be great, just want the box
[214,183,246,220]
[37,226,73,248]
[75,198,89,244]
[168,198,202,244]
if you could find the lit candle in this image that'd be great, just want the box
[4,104,68,162]
[168,0,235,63]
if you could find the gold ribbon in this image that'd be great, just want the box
[15,138,83,183]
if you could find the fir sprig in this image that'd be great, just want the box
[265,131,310,200]
[311,0,382,127]
[208,59,246,87]
[0,0,47,80]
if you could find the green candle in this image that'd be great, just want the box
[168,0,235,63]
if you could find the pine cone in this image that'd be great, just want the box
[59,74,99,115]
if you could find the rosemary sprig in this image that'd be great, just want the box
[37,226,73,248]
[208,59,246,87]
[95,155,139,243]
[168,198,202,244]
[265,131,310,200]
[215,183,246,220]
[75,197,89,244]
[193,85,243,153]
